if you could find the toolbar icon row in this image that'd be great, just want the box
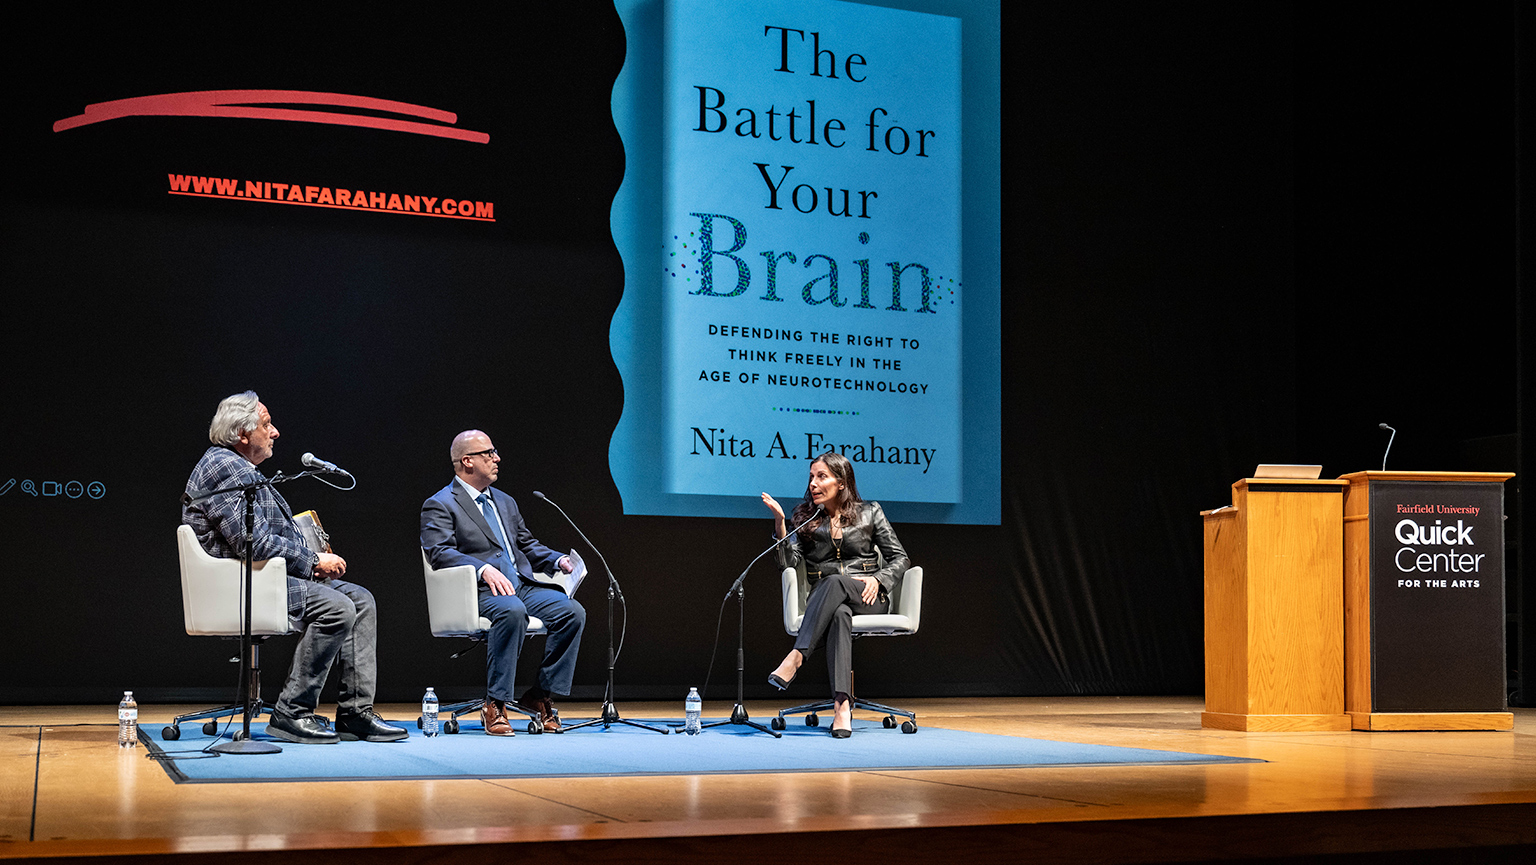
[0,479,106,499]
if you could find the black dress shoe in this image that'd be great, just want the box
[267,713,341,744]
[768,670,798,690]
[830,726,852,739]
[336,709,409,742]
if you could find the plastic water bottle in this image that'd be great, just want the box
[422,687,440,737]
[684,687,702,735]
[117,691,138,748]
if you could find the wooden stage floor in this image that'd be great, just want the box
[2,696,1533,863]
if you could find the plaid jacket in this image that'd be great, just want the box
[182,446,319,579]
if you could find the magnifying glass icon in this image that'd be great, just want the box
[21,480,38,496]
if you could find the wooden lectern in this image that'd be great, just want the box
[1339,471,1513,731]
[1201,478,1351,731]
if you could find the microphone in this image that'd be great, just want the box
[1378,423,1396,471]
[301,452,345,474]
[724,505,823,600]
[533,491,616,598]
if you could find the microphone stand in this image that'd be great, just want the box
[183,468,332,754]
[700,507,822,739]
[533,492,670,734]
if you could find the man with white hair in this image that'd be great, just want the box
[182,391,406,745]
[420,430,585,735]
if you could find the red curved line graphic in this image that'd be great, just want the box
[53,90,489,144]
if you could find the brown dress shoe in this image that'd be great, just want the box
[481,700,514,736]
[531,695,562,733]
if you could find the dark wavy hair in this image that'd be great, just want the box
[790,451,863,532]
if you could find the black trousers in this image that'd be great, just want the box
[793,572,888,696]
[276,577,377,719]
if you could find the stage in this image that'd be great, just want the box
[2,696,1533,863]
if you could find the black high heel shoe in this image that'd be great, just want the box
[830,694,852,737]
[767,670,798,690]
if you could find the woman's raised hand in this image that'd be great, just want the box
[760,492,785,519]
[761,492,789,538]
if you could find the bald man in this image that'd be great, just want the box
[420,430,586,735]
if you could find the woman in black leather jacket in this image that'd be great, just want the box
[762,451,909,737]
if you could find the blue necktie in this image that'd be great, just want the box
[476,493,512,558]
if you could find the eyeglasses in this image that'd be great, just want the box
[464,448,499,459]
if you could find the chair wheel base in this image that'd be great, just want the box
[203,721,219,735]
[444,719,460,734]
[770,716,786,730]
[901,720,917,734]
[161,726,180,741]
[883,715,896,728]
[805,713,820,727]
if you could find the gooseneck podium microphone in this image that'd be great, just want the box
[725,506,824,601]
[532,490,618,598]
[1378,423,1396,471]
[532,490,670,734]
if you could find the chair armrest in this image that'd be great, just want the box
[891,566,922,633]
[422,550,482,636]
[183,557,290,635]
[177,524,290,636]
[781,566,804,635]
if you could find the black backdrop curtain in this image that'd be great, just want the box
[0,3,1519,704]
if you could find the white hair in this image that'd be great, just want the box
[209,391,262,446]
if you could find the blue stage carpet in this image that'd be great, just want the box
[143,717,1261,783]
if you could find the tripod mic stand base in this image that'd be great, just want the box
[699,703,781,738]
[564,701,672,734]
[210,738,282,755]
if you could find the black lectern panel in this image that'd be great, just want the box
[1369,481,1505,712]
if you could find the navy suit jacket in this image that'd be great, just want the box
[420,481,563,585]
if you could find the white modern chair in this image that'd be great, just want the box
[771,561,924,733]
[161,525,294,740]
[421,551,583,734]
